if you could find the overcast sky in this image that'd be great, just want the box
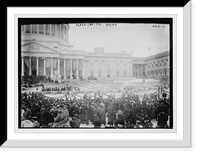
[68,23,169,57]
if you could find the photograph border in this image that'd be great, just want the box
[2,1,191,148]
[16,17,174,133]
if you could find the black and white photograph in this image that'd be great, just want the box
[4,3,193,149]
[19,18,173,129]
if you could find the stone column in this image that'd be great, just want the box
[65,25,69,42]
[60,24,62,38]
[23,25,26,33]
[43,24,46,35]
[29,57,32,76]
[82,60,85,79]
[85,60,88,80]
[63,26,65,39]
[54,24,57,36]
[50,24,52,36]
[58,58,60,77]
[37,24,39,34]
[64,59,66,79]
[30,24,32,34]
[36,57,39,76]
[77,59,79,79]
[51,58,53,78]
[43,58,46,76]
[21,57,24,76]
[70,59,72,79]
[129,62,132,78]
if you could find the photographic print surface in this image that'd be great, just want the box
[19,18,173,129]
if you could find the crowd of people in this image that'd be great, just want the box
[21,87,171,128]
[41,85,81,93]
[21,75,63,88]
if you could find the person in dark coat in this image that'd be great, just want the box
[37,108,54,127]
[107,105,116,127]
[128,109,136,128]
[23,105,32,120]
[69,114,81,128]
[115,108,124,128]
[156,111,169,128]
[93,112,102,128]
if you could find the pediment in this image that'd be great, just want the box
[22,42,60,53]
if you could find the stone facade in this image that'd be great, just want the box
[21,24,170,80]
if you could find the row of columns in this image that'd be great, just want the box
[22,24,69,42]
[146,69,169,79]
[21,57,85,79]
[21,57,169,80]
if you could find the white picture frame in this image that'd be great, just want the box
[3,2,191,148]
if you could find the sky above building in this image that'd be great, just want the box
[68,23,169,57]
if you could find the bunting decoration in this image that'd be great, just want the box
[52,58,57,69]
[78,59,83,70]
[45,58,51,68]
[24,57,30,68]
[72,59,77,70]
[31,57,36,70]
[66,59,71,71]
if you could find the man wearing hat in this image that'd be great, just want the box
[23,105,32,120]
[69,113,81,128]
[52,105,70,127]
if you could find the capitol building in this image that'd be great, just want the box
[21,24,170,81]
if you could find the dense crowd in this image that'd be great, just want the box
[41,85,80,92]
[21,76,58,88]
[21,88,171,128]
